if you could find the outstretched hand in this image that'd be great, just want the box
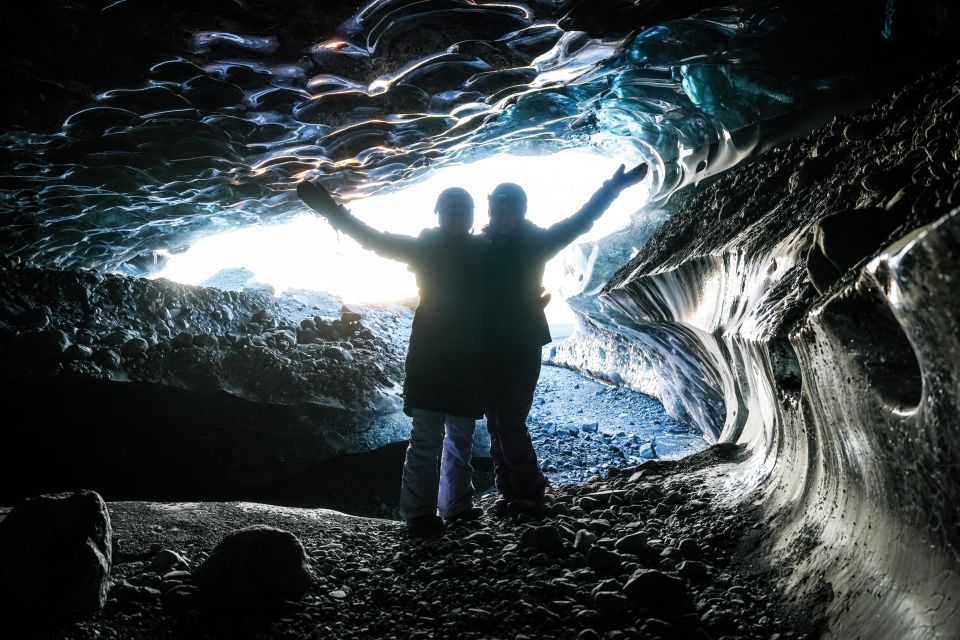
[297,180,346,219]
[605,162,648,193]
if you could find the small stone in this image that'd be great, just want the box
[64,343,94,361]
[193,334,218,348]
[37,329,70,358]
[678,560,708,577]
[640,618,677,639]
[623,569,686,602]
[581,422,599,433]
[121,337,149,357]
[614,532,649,554]
[593,591,628,612]
[172,332,193,348]
[323,346,349,362]
[519,525,563,553]
[149,549,190,574]
[574,529,597,551]
[587,546,622,572]
[298,327,319,344]
[93,348,121,370]
[678,538,699,557]
[162,584,199,610]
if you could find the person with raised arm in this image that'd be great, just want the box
[298,181,484,536]
[480,162,649,516]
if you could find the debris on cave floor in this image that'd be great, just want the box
[529,365,707,485]
[1,444,813,640]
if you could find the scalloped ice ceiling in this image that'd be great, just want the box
[0,0,892,274]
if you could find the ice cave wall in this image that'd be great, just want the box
[549,64,960,637]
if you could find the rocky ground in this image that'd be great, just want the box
[2,446,814,640]
[530,366,706,484]
[0,262,410,409]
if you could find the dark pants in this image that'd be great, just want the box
[484,349,546,501]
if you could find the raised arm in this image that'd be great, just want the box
[541,162,648,259]
[297,181,419,264]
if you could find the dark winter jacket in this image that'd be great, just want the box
[481,183,619,361]
[325,210,485,419]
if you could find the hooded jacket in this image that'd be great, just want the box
[324,211,485,418]
[481,183,619,359]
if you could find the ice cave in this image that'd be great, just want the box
[0,1,957,638]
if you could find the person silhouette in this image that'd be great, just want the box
[298,181,484,536]
[480,162,649,515]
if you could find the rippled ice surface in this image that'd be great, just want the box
[0,0,860,273]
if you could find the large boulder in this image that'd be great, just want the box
[0,490,112,616]
[193,525,312,609]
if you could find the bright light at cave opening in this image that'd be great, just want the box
[154,149,649,331]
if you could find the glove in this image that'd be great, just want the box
[297,181,347,220]
[539,286,552,309]
[603,162,649,194]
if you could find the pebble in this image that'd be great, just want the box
[623,569,687,601]
[121,337,149,356]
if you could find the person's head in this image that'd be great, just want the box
[434,187,474,234]
[488,182,527,235]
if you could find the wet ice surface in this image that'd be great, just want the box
[527,364,707,485]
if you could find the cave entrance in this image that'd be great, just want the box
[152,149,649,334]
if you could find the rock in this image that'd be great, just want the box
[574,529,597,551]
[581,422,599,433]
[678,560,708,577]
[93,348,121,370]
[172,332,193,348]
[193,334,218,348]
[340,306,362,323]
[578,496,603,512]
[162,583,200,610]
[0,490,112,615]
[640,618,677,639]
[593,590,628,612]
[519,525,563,553]
[112,580,161,604]
[623,569,686,602]
[100,329,135,347]
[251,308,273,323]
[298,327,319,344]
[814,208,900,275]
[843,120,883,141]
[121,337,149,357]
[614,532,649,554]
[806,242,843,294]
[587,545,623,572]
[323,346,350,362]
[149,549,190,574]
[193,525,312,606]
[37,329,70,358]
[678,538,700,557]
[861,164,910,192]
[64,343,94,361]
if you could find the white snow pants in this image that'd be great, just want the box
[399,409,476,520]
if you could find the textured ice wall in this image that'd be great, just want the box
[0,0,881,272]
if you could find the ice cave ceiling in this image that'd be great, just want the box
[0,0,937,273]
